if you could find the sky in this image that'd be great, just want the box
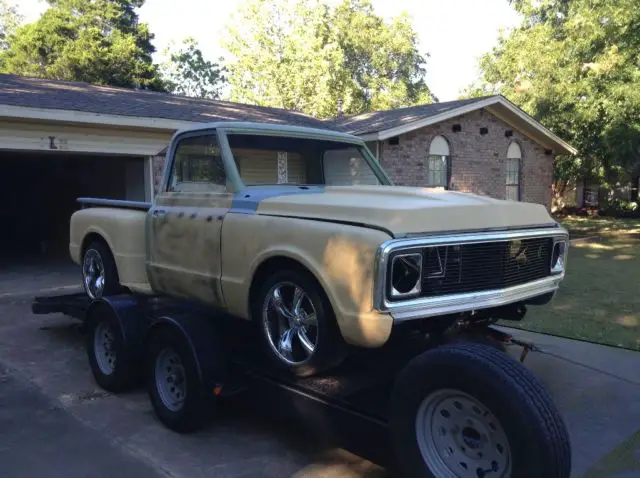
[18,0,522,101]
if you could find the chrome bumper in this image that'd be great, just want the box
[388,275,563,322]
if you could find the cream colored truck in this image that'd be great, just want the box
[70,121,569,375]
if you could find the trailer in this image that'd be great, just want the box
[33,292,572,478]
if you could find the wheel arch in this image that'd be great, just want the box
[247,253,337,324]
[80,229,115,259]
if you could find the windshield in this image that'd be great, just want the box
[225,132,389,187]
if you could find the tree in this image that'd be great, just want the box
[0,0,22,50]
[222,0,434,118]
[160,37,226,99]
[0,0,164,90]
[466,0,640,199]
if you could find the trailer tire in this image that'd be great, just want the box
[86,304,140,393]
[146,326,214,433]
[389,341,571,478]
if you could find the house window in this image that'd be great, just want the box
[427,135,450,188]
[506,141,522,201]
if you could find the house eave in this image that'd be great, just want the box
[0,104,199,132]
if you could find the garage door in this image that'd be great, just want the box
[235,148,306,185]
[0,152,148,261]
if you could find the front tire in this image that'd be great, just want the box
[82,240,122,299]
[390,341,571,478]
[256,269,347,377]
[86,305,140,393]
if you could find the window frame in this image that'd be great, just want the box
[426,135,451,189]
[221,130,392,188]
[506,141,522,202]
[161,128,243,194]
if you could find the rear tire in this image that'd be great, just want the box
[81,240,122,299]
[390,341,571,478]
[146,327,214,433]
[255,269,347,377]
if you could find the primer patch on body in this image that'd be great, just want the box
[230,185,324,213]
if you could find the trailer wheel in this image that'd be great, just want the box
[86,304,140,393]
[390,341,571,478]
[146,326,213,433]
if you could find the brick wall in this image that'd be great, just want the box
[378,109,554,208]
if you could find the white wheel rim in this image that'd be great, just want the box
[155,348,187,412]
[262,281,319,365]
[415,389,512,478]
[83,249,105,299]
[94,321,116,375]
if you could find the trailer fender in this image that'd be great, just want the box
[85,295,148,363]
[145,314,229,397]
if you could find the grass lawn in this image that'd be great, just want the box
[505,215,640,351]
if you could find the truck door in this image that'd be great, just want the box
[147,130,232,307]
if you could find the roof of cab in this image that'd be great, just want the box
[174,121,364,142]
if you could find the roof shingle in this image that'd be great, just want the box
[0,74,334,129]
[0,74,500,137]
[328,96,497,135]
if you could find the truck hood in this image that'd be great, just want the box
[253,185,557,237]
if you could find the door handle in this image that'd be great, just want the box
[153,209,167,218]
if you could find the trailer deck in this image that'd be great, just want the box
[32,292,573,477]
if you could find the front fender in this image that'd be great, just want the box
[220,213,394,347]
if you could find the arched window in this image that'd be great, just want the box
[506,142,522,201]
[427,135,450,188]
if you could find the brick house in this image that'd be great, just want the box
[0,74,575,258]
[332,96,577,209]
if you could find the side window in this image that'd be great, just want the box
[506,141,522,201]
[168,134,227,193]
[426,135,450,188]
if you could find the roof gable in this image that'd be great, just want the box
[335,95,576,156]
[329,97,491,136]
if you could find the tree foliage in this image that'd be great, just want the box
[222,0,434,118]
[467,0,640,191]
[0,0,22,50]
[160,37,226,99]
[0,0,164,90]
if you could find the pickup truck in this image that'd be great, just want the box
[69,121,569,376]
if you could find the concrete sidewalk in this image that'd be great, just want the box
[0,292,637,477]
[0,365,163,478]
[500,326,640,478]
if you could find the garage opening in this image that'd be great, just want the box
[0,152,148,264]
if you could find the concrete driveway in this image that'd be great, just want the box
[0,269,638,478]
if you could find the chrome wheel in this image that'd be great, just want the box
[415,389,512,478]
[83,249,105,299]
[155,348,187,412]
[94,321,116,375]
[262,282,319,365]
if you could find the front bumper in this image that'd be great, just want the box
[387,275,562,322]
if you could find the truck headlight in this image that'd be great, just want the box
[390,252,422,299]
[550,239,568,274]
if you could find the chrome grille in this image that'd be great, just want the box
[419,237,553,298]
